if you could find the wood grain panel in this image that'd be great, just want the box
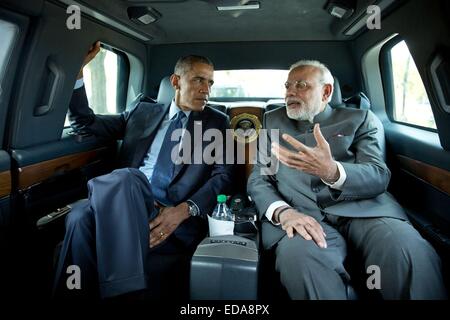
[397,155,450,196]
[17,148,108,190]
[0,171,11,198]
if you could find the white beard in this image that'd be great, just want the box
[286,103,320,123]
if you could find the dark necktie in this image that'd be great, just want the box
[151,111,186,205]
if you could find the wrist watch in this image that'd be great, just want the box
[187,200,200,217]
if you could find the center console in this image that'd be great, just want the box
[190,214,259,300]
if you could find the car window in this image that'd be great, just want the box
[83,47,120,114]
[0,19,19,96]
[210,70,288,99]
[65,46,129,126]
[389,40,436,129]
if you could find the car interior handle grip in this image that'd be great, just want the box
[34,58,63,116]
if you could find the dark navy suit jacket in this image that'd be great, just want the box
[68,87,234,249]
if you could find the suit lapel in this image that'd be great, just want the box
[139,103,170,139]
[289,123,315,197]
[304,129,316,148]
[292,105,333,147]
[292,122,314,147]
[132,103,170,167]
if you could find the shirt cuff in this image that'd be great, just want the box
[74,78,84,90]
[322,161,347,190]
[266,201,290,225]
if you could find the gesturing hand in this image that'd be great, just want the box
[77,41,101,80]
[279,208,327,249]
[149,202,189,248]
[271,123,339,183]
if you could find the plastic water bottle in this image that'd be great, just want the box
[211,194,234,221]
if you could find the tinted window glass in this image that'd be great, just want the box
[390,41,436,129]
[211,70,288,98]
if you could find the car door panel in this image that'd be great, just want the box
[0,152,11,197]
[0,150,11,226]
[11,135,117,226]
[385,124,450,234]
[396,155,450,198]
[384,121,450,289]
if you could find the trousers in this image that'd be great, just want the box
[53,168,186,299]
[275,214,448,299]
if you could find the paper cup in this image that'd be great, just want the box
[207,215,235,237]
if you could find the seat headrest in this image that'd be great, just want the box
[329,76,343,107]
[158,75,343,109]
[265,103,284,112]
[208,104,227,114]
[156,76,175,105]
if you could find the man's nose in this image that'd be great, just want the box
[200,82,210,94]
[285,87,295,98]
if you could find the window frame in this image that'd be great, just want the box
[380,36,437,133]
[64,43,130,128]
[82,43,130,115]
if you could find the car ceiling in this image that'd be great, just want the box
[60,0,389,44]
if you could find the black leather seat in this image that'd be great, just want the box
[156,76,175,104]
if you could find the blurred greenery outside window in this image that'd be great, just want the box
[390,41,436,129]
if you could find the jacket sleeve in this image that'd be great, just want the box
[68,85,128,140]
[319,110,390,206]
[246,114,288,221]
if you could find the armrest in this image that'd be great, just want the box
[190,235,259,299]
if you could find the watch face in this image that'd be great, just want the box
[189,203,198,216]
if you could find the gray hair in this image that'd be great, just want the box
[289,60,334,102]
[174,55,214,75]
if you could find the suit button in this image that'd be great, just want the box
[312,187,320,193]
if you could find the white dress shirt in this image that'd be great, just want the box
[138,101,190,181]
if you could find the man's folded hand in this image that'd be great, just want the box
[149,202,190,248]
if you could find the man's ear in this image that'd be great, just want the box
[322,84,333,102]
[170,74,180,90]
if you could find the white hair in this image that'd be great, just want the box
[289,60,334,102]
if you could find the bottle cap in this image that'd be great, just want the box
[217,194,227,203]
